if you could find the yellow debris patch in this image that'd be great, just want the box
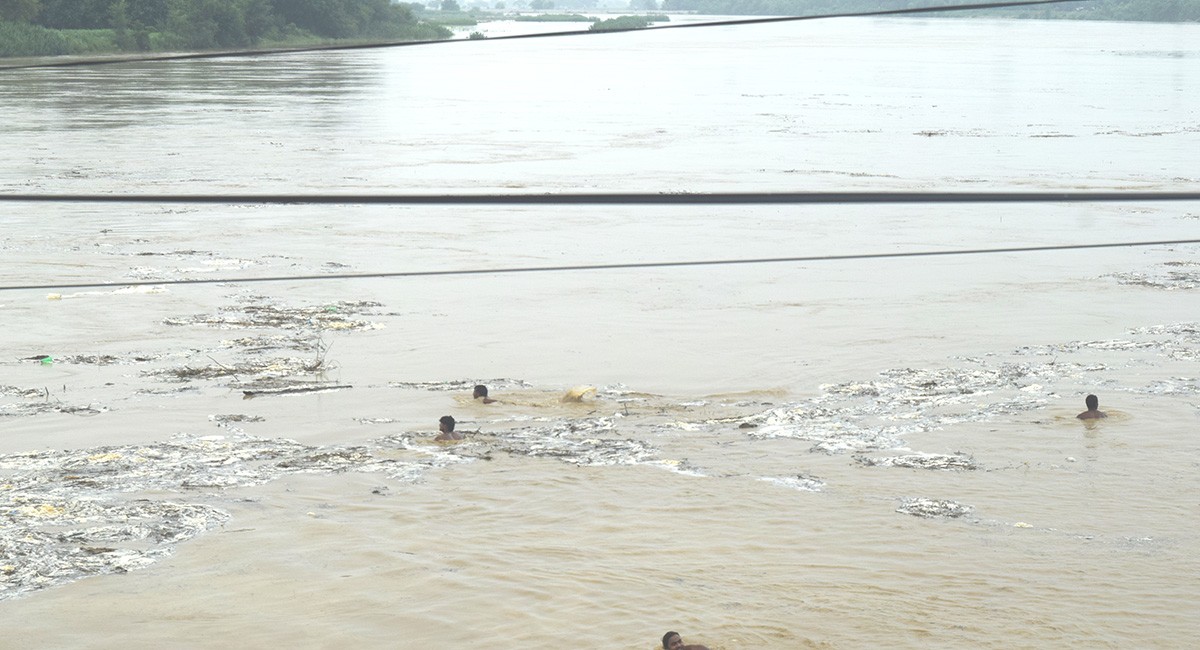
[17,504,64,518]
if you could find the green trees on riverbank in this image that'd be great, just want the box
[659,0,1200,23]
[0,0,451,57]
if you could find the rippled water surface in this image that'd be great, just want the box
[2,16,1199,649]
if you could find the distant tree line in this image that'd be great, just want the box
[0,0,451,55]
[657,0,1200,22]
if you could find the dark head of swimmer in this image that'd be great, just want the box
[662,631,710,650]
[1077,394,1107,420]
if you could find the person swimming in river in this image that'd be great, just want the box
[434,415,463,441]
[473,384,496,404]
[662,631,710,650]
[1077,394,1107,420]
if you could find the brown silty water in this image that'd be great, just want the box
[2,17,1199,649]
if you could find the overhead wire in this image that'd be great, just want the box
[0,0,1091,71]
[3,191,1200,205]
[4,238,1197,293]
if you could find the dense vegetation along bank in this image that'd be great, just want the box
[0,0,451,57]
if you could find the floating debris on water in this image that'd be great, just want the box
[509,436,655,466]
[428,416,666,469]
[1015,339,1157,355]
[131,248,216,257]
[1,500,228,601]
[163,297,385,331]
[1130,322,1200,338]
[1125,323,1200,361]
[371,434,473,480]
[135,386,200,396]
[0,432,444,600]
[54,405,107,416]
[144,356,328,383]
[488,417,657,467]
[127,258,256,282]
[12,352,184,368]
[388,378,533,392]
[221,335,322,353]
[273,448,378,473]
[721,362,1059,454]
[1130,377,1200,396]
[1014,322,1200,363]
[761,474,825,492]
[1,392,109,418]
[209,414,265,424]
[641,458,706,477]
[42,285,169,299]
[896,498,975,519]
[1110,263,1200,291]
[239,382,352,399]
[1,434,372,493]
[856,453,979,471]
[55,354,119,365]
[1,386,46,399]
[55,353,169,365]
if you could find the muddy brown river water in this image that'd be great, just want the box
[2,16,1199,649]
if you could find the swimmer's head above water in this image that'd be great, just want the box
[1077,394,1107,420]
[662,631,709,650]
[435,415,463,440]
[473,384,496,403]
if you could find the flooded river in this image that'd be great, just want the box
[2,16,1199,649]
